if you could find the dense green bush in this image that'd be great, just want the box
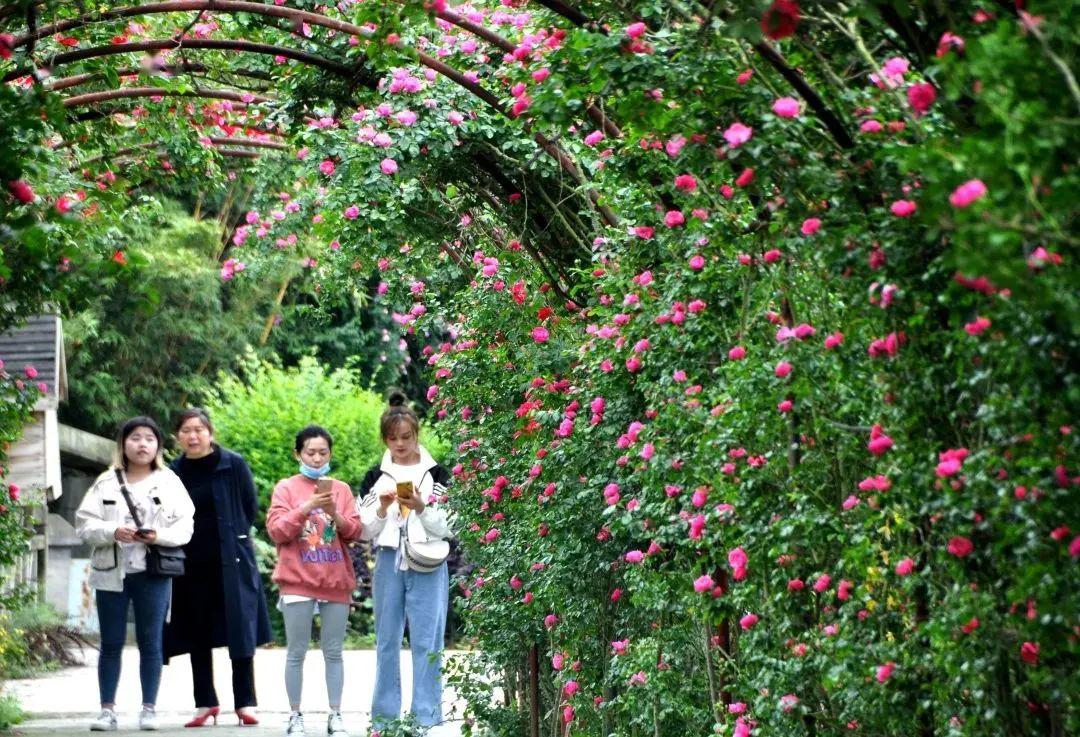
[203,353,448,508]
[61,199,273,438]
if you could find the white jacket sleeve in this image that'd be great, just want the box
[417,504,450,540]
[75,474,120,546]
[152,471,195,548]
[358,492,388,541]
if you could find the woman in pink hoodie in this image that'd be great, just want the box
[266,425,361,737]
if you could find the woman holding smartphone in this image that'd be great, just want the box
[267,425,361,737]
[357,391,452,731]
[76,416,195,731]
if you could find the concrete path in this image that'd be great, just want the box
[4,647,469,736]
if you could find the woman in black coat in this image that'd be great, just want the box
[165,408,272,727]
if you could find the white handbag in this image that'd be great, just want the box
[403,512,450,572]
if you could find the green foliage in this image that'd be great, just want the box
[0,367,42,609]
[0,604,89,680]
[60,199,270,438]
[205,354,401,507]
[0,691,24,731]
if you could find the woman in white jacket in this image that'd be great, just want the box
[356,391,452,732]
[76,417,194,732]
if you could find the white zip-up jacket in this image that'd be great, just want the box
[356,447,451,551]
[75,467,195,592]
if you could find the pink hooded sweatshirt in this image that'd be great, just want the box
[266,476,362,603]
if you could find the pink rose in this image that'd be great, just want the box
[380,158,398,175]
[800,217,821,236]
[772,97,800,118]
[531,326,549,344]
[738,613,759,630]
[775,361,792,378]
[664,210,685,228]
[876,661,895,683]
[890,199,917,217]
[949,179,987,208]
[728,345,746,360]
[674,174,697,192]
[624,550,644,563]
[723,122,753,148]
[894,558,915,576]
[693,574,714,593]
[688,255,705,270]
[907,82,937,115]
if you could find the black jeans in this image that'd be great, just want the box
[190,649,256,708]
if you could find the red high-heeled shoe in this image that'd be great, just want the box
[235,708,259,726]
[184,707,220,728]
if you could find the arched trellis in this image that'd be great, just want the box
[2,39,356,83]
[47,63,273,93]
[2,0,619,226]
[2,0,620,291]
[74,137,282,169]
[62,86,272,108]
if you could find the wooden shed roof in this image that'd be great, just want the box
[0,314,68,406]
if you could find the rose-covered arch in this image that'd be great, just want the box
[2,2,1078,736]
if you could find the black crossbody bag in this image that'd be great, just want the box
[114,469,186,577]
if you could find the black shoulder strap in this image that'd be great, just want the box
[114,469,144,528]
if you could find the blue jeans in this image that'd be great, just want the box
[371,549,448,728]
[96,572,172,706]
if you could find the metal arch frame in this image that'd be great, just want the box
[62,86,272,107]
[2,39,356,83]
[1,1,618,225]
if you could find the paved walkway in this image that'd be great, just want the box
[5,647,468,736]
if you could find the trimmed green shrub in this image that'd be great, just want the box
[203,353,448,514]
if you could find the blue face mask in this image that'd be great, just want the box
[299,462,331,480]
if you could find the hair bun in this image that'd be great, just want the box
[386,388,409,408]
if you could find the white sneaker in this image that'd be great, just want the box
[326,711,347,736]
[89,709,118,731]
[139,707,159,731]
[286,711,306,737]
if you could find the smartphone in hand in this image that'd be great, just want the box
[396,481,414,500]
[316,477,333,495]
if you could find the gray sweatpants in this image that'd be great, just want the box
[282,600,350,709]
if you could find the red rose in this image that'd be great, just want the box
[8,180,35,203]
[762,0,800,40]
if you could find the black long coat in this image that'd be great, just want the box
[164,447,272,660]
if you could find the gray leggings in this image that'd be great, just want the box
[282,600,350,709]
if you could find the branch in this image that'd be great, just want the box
[752,41,855,149]
[2,39,354,83]
[61,87,272,107]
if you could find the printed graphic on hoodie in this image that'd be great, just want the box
[300,510,344,564]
